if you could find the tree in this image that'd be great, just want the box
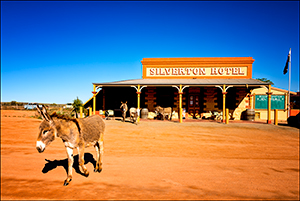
[72,97,83,113]
[256,78,274,85]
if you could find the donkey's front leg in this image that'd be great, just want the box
[77,146,89,177]
[64,147,74,186]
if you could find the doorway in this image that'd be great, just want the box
[188,94,200,118]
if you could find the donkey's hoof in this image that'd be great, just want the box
[84,171,89,177]
[63,179,71,186]
[94,168,102,173]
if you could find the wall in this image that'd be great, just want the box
[144,87,157,112]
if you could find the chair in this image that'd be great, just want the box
[105,110,114,120]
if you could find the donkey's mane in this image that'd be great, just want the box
[50,112,76,121]
[50,112,81,132]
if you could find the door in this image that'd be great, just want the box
[188,94,200,118]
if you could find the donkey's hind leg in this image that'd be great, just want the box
[77,146,89,177]
[94,137,103,173]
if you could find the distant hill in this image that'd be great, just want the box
[0,101,65,110]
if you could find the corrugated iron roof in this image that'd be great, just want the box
[93,78,269,87]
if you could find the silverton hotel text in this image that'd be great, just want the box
[146,67,247,77]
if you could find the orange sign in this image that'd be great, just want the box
[141,57,254,79]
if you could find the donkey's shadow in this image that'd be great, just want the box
[42,153,96,177]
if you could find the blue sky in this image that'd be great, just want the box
[1,1,299,104]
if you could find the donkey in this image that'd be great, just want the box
[35,104,105,186]
[120,101,128,122]
[129,107,138,124]
[155,106,173,120]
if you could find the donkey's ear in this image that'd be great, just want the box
[36,103,42,114]
[125,101,127,104]
[36,104,46,120]
[36,104,51,122]
[42,105,52,122]
[121,101,123,104]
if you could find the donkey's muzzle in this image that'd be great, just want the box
[36,141,45,153]
[36,147,44,153]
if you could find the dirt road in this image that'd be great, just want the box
[1,110,299,200]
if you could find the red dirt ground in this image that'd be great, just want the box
[1,110,299,200]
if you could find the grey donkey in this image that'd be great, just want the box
[35,104,105,186]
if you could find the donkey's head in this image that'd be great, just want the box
[120,101,128,112]
[154,106,162,115]
[36,104,57,153]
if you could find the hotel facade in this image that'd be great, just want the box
[84,57,292,123]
